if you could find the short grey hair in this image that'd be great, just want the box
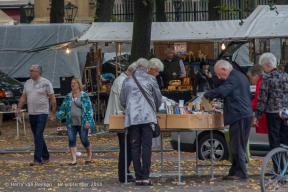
[250,64,263,77]
[259,52,277,67]
[127,62,137,72]
[148,58,164,71]
[164,48,175,54]
[31,65,42,74]
[136,58,149,70]
[215,60,232,69]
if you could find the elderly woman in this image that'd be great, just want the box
[120,58,162,186]
[148,58,176,105]
[250,65,268,134]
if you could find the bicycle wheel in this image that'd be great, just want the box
[260,147,288,192]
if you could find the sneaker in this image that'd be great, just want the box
[42,159,50,164]
[30,162,42,166]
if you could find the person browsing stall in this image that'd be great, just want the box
[255,53,288,150]
[120,58,162,186]
[16,65,56,166]
[104,62,138,183]
[249,65,268,134]
[203,60,252,181]
[50,78,95,165]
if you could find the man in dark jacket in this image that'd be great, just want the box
[203,60,252,181]
[161,48,186,88]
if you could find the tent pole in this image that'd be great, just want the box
[119,43,122,74]
[97,47,102,124]
[93,43,100,124]
[115,43,118,78]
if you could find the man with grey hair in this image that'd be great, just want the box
[255,53,288,152]
[104,62,137,183]
[161,48,186,88]
[203,60,252,181]
[16,65,56,166]
[120,58,162,186]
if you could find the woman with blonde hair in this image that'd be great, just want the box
[50,78,95,165]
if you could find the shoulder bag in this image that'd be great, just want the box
[132,74,160,138]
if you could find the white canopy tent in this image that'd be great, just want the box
[77,20,242,44]
[231,5,288,40]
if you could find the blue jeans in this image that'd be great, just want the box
[29,114,49,163]
[67,126,90,147]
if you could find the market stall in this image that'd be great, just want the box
[108,110,225,184]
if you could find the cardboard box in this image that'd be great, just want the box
[157,114,167,129]
[109,114,166,129]
[109,115,125,130]
[197,114,209,128]
[208,114,224,128]
[166,114,199,129]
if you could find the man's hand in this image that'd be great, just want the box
[15,108,21,117]
[49,114,56,122]
[84,122,90,130]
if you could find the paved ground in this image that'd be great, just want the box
[0,116,264,191]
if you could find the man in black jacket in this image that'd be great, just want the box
[203,60,252,181]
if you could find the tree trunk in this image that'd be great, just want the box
[94,0,115,22]
[130,0,154,62]
[155,0,166,22]
[208,0,221,21]
[50,0,64,23]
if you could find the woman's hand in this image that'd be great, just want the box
[84,122,90,130]
[207,73,212,78]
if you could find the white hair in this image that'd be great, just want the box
[259,52,277,67]
[136,58,149,70]
[127,62,137,72]
[164,48,175,54]
[215,60,232,69]
[148,58,164,71]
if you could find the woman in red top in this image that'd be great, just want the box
[249,65,268,134]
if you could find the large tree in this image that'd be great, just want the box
[155,0,166,22]
[208,0,221,21]
[50,0,64,23]
[94,0,115,22]
[130,0,154,62]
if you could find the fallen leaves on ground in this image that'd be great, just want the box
[0,116,266,191]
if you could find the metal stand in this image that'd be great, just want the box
[196,130,198,174]
[210,130,216,180]
[177,132,184,185]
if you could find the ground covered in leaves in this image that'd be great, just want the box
[0,114,264,191]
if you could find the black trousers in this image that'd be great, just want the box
[228,116,252,179]
[118,133,132,182]
[129,124,153,180]
[266,113,288,149]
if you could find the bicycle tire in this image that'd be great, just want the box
[260,147,288,192]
